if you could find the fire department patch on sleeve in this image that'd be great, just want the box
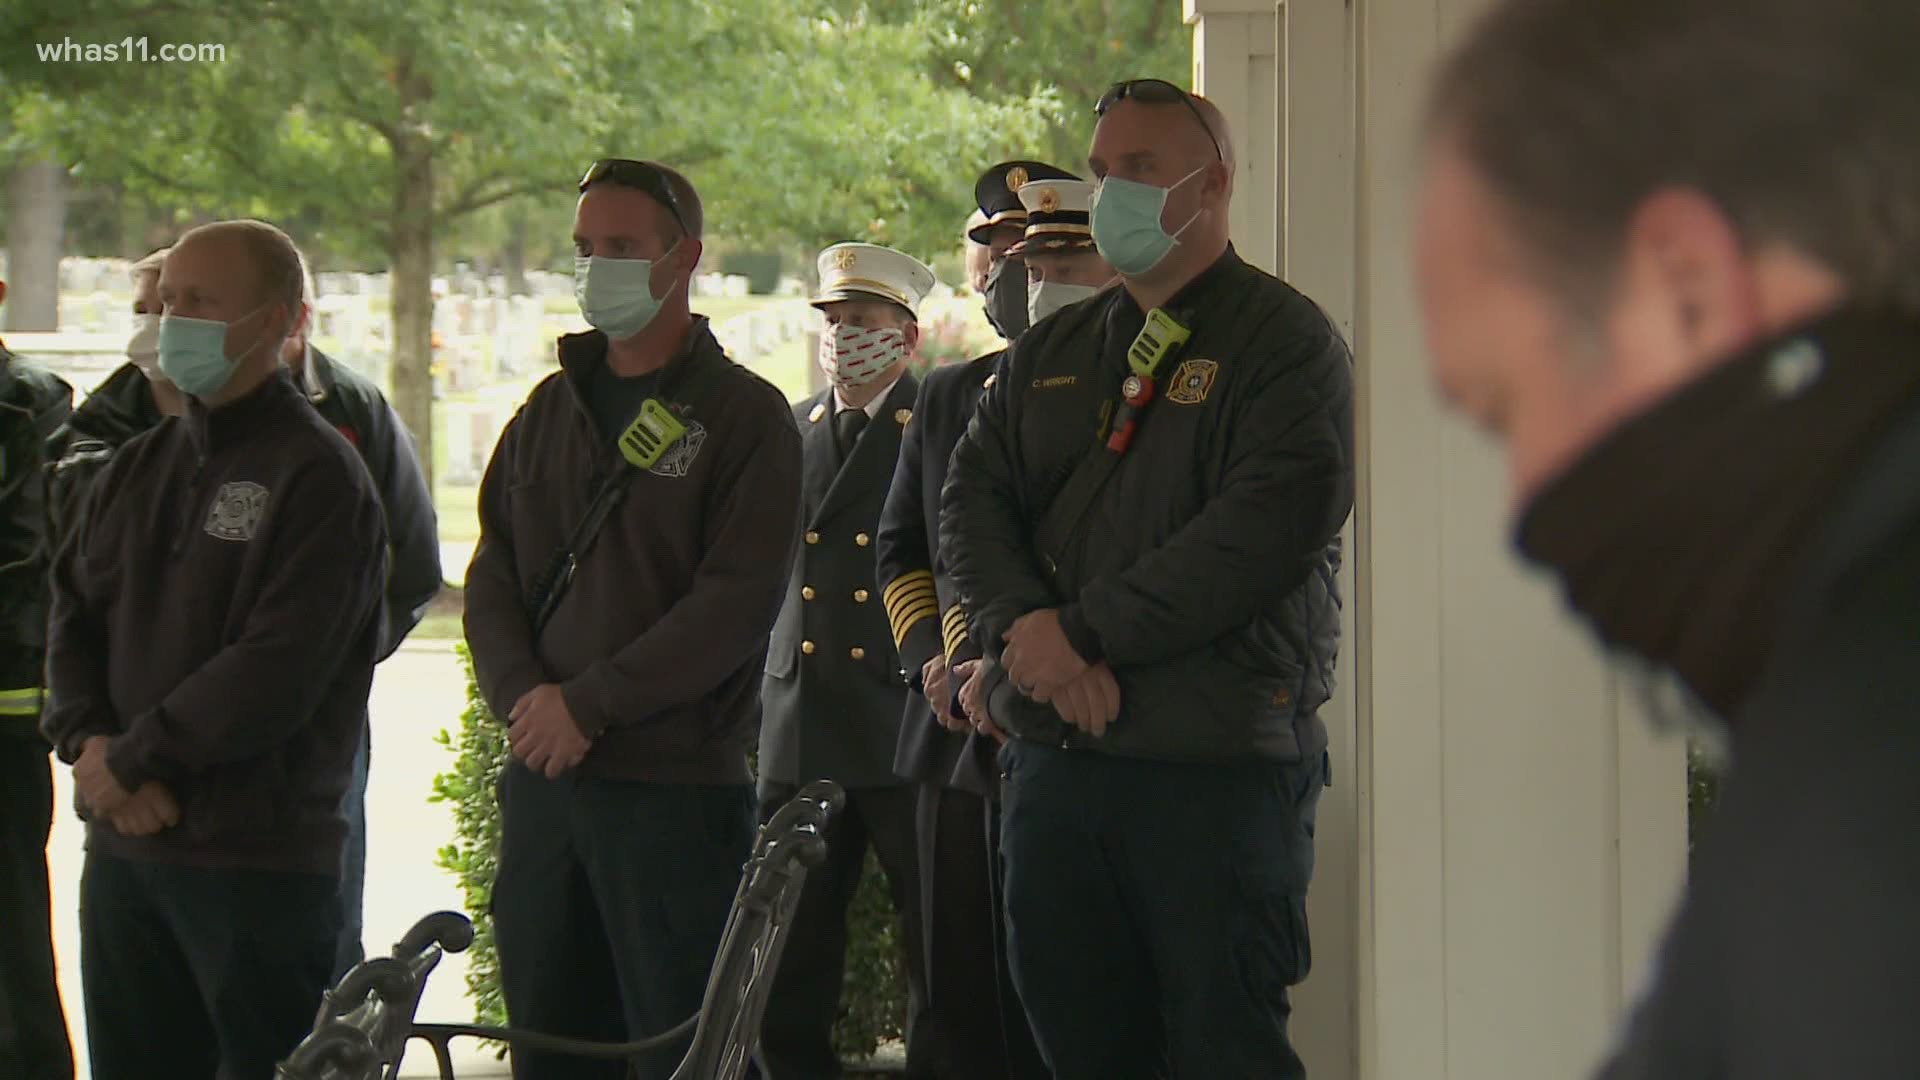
[1166,359,1219,405]
[648,421,708,478]
[204,481,270,542]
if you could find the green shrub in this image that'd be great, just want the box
[432,645,909,1058]
[718,251,786,295]
[429,645,512,1027]
[835,851,907,1058]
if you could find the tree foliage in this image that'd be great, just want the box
[858,0,1194,176]
[3,0,1059,476]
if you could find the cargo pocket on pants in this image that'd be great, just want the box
[1233,870,1312,999]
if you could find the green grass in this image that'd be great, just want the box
[435,483,481,543]
[695,295,788,324]
[751,336,813,403]
[414,611,466,641]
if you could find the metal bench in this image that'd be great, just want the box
[278,779,845,1080]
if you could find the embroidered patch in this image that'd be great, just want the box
[1031,374,1078,390]
[649,421,708,478]
[204,481,270,542]
[1166,359,1218,405]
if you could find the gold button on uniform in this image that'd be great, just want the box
[852,589,870,603]
[801,640,816,655]
[801,586,816,601]
[850,647,866,661]
[805,531,820,545]
[854,532,870,547]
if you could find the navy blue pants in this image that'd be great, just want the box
[79,851,342,1080]
[0,737,72,1079]
[999,741,1325,1080]
[491,765,756,1080]
[332,723,370,980]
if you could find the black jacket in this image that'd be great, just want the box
[298,347,441,658]
[42,373,387,875]
[1533,311,1920,1080]
[45,363,158,567]
[942,247,1354,764]
[761,375,918,793]
[465,320,801,786]
[875,353,1001,793]
[49,353,440,659]
[0,347,72,737]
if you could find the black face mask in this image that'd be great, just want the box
[984,254,1029,342]
[1514,308,1920,722]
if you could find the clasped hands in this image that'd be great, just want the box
[508,684,591,779]
[75,735,179,837]
[1000,609,1120,737]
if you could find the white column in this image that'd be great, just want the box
[1186,0,1283,274]
[1203,1,1693,1077]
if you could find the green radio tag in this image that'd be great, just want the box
[617,398,689,469]
[1128,307,1192,378]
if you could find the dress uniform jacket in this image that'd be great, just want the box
[760,374,920,793]
[875,353,1001,794]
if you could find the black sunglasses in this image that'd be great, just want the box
[578,158,692,238]
[1094,79,1224,163]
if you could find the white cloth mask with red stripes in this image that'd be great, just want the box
[818,324,908,389]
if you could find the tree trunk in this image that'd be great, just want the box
[502,204,530,296]
[387,51,437,493]
[4,155,68,332]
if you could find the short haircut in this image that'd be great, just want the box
[130,246,170,282]
[176,219,306,312]
[1430,0,1920,314]
[650,161,704,242]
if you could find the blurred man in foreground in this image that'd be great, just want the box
[1420,1,1920,1075]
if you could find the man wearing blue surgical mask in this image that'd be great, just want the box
[42,220,389,1077]
[464,158,803,1080]
[942,80,1355,1078]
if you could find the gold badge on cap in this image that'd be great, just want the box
[1006,166,1029,191]
[809,402,828,423]
[895,408,912,426]
[1038,187,1059,213]
[832,248,858,271]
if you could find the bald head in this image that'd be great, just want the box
[1189,94,1236,173]
[1087,88,1235,285]
[158,219,304,404]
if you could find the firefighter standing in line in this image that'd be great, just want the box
[756,242,945,1079]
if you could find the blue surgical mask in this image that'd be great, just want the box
[157,305,271,399]
[1089,166,1207,276]
[575,249,679,341]
[1027,279,1100,326]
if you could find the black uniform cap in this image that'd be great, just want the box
[970,160,1079,244]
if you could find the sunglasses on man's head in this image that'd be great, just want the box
[577,158,691,237]
[1094,79,1225,163]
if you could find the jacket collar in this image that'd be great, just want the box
[1515,306,1920,724]
[556,316,716,416]
[1116,243,1246,320]
[68,363,165,446]
[298,344,338,404]
[184,370,305,458]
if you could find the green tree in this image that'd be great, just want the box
[4,0,1050,483]
[864,0,1194,175]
